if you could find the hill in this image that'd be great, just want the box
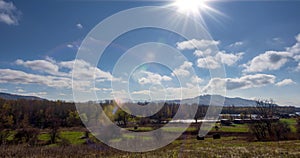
[179,95,257,107]
[0,92,45,101]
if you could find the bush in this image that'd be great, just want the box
[14,128,39,146]
[213,133,221,139]
[0,129,10,145]
[249,122,268,141]
[249,121,292,141]
[272,122,291,140]
[58,138,71,146]
[196,136,205,140]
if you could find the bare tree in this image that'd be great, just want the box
[255,99,277,119]
[249,99,281,141]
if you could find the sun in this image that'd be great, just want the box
[172,0,209,15]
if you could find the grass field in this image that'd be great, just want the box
[281,118,298,132]
[2,118,299,157]
[1,136,300,157]
[126,124,249,133]
[9,119,297,146]
[211,123,249,133]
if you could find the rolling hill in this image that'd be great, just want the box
[0,92,261,107]
[178,95,257,107]
[0,92,45,101]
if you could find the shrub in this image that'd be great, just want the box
[249,121,292,141]
[14,128,39,146]
[196,136,205,140]
[272,121,291,140]
[249,122,268,141]
[0,129,10,145]
[58,138,71,146]
[213,133,221,139]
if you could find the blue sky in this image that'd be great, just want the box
[0,0,300,106]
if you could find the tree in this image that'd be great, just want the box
[45,107,61,144]
[114,109,129,127]
[255,99,277,119]
[66,111,81,127]
[14,128,39,146]
[248,99,290,141]
[256,99,277,139]
[0,102,14,145]
[296,117,300,139]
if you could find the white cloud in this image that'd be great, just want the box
[1,57,118,93]
[59,60,74,69]
[296,34,300,42]
[243,51,292,73]
[193,49,213,57]
[229,41,243,47]
[131,86,201,101]
[15,58,116,83]
[16,88,25,93]
[67,44,74,48]
[177,39,243,70]
[191,75,203,84]
[176,39,219,50]
[197,51,243,69]
[294,55,300,61]
[271,37,284,44]
[272,37,281,41]
[76,23,83,29]
[203,74,276,92]
[134,70,172,85]
[276,79,296,87]
[288,34,300,71]
[62,59,115,81]
[288,33,300,71]
[60,59,117,91]
[20,92,47,97]
[131,90,150,95]
[0,69,71,88]
[15,59,61,76]
[90,87,102,91]
[171,61,193,77]
[197,56,220,69]
[242,33,300,73]
[216,51,244,66]
[287,33,300,55]
[296,63,300,71]
[0,0,21,25]
[59,93,66,96]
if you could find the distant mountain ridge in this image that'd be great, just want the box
[170,95,258,107]
[0,92,45,101]
[0,92,265,107]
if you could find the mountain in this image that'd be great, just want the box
[0,92,259,106]
[0,92,45,101]
[179,95,257,107]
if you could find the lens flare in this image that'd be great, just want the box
[172,0,209,15]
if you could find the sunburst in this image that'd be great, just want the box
[172,0,210,15]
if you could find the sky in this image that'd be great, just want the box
[0,0,300,106]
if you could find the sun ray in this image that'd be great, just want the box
[172,0,209,15]
[166,0,227,30]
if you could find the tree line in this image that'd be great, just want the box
[0,98,299,145]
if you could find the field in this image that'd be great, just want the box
[1,136,300,157]
[281,118,297,132]
[1,119,300,158]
